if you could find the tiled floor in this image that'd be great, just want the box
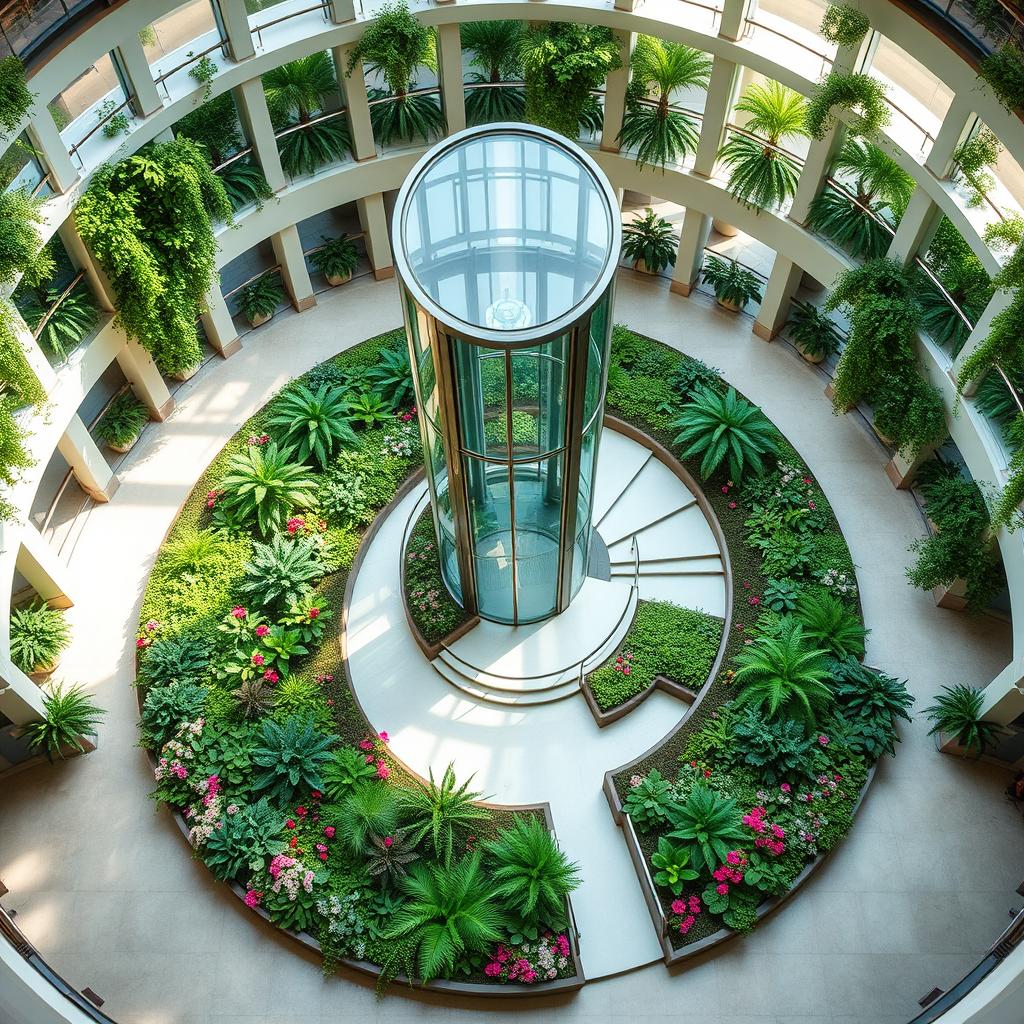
[0,272,1019,1024]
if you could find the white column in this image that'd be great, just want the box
[436,23,465,136]
[719,0,752,41]
[58,415,119,503]
[357,193,394,280]
[886,188,940,263]
[978,657,1024,726]
[924,93,975,179]
[116,34,162,118]
[16,524,75,608]
[201,283,241,357]
[25,112,78,192]
[601,31,633,154]
[693,56,739,179]
[116,337,175,419]
[217,0,256,62]
[753,254,802,341]
[0,666,47,723]
[271,225,316,311]
[952,288,1015,396]
[335,46,376,162]
[670,207,712,296]
[328,0,357,21]
[58,219,116,312]
[233,78,286,191]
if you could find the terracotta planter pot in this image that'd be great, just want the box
[29,657,59,682]
[326,270,353,287]
[248,311,271,328]
[715,295,742,312]
[712,218,739,237]
[795,340,826,364]
[172,364,200,382]
[107,433,140,454]
[633,259,660,276]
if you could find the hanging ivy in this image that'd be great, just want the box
[819,4,869,49]
[979,43,1024,113]
[805,71,890,141]
[0,187,53,287]
[0,386,33,522]
[0,56,33,139]
[75,138,232,377]
[0,302,45,409]
[993,414,1024,530]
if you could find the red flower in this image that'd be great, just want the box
[251,653,265,666]
[296,806,307,817]
[308,608,320,619]
[323,826,335,838]
[286,819,296,829]
[319,851,328,861]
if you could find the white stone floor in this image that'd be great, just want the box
[0,271,1020,1024]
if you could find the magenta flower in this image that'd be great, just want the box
[255,624,270,637]
[251,653,265,666]
[231,606,247,619]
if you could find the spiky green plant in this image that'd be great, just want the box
[831,658,914,728]
[310,234,359,282]
[24,683,105,762]
[237,535,323,611]
[461,20,526,125]
[618,36,710,170]
[666,785,746,872]
[263,51,338,126]
[269,383,356,469]
[621,208,677,272]
[366,344,414,410]
[321,745,377,800]
[923,684,1003,758]
[731,620,834,732]
[219,442,316,536]
[699,255,763,309]
[786,298,844,361]
[251,715,338,804]
[792,591,868,659]
[19,284,97,361]
[483,815,580,930]
[9,601,71,674]
[137,632,213,689]
[160,528,230,575]
[219,159,274,212]
[278,117,351,177]
[386,853,507,982]
[367,828,421,885]
[343,390,394,429]
[672,385,777,482]
[335,779,402,852]
[231,677,277,719]
[717,81,808,210]
[399,762,491,864]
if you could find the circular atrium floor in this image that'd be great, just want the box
[0,272,1019,1024]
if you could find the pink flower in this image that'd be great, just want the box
[771,824,785,839]
[378,731,389,743]
[716,883,729,896]
[262,670,279,684]
[671,899,686,915]
[728,501,737,509]
[244,889,262,909]
[358,739,374,751]
[726,851,741,865]
[136,637,148,649]
[721,485,729,494]
[319,851,328,861]
[623,665,631,675]
[255,624,270,637]
[231,606,247,619]
[748,595,760,606]
[818,734,830,746]
[286,819,296,829]
[383,836,394,848]
[251,653,265,666]
[296,806,307,817]
[688,895,701,915]
[484,962,502,977]
[145,619,159,632]
[308,607,320,619]
[376,763,390,780]
[808,500,816,510]
[780,782,792,793]
[679,914,696,934]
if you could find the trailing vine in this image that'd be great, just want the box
[75,138,232,377]
[979,43,1024,113]
[0,56,33,139]
[993,415,1024,531]
[805,71,890,141]
[819,3,869,50]
[0,301,43,521]
[0,187,53,287]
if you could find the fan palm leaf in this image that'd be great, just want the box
[398,763,491,864]
[369,88,445,145]
[263,51,339,124]
[461,20,524,81]
[278,117,351,177]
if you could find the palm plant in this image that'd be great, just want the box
[24,683,105,762]
[251,715,338,804]
[786,298,843,363]
[923,684,1003,758]
[310,234,359,284]
[387,853,507,982]
[366,344,415,410]
[367,828,421,885]
[95,391,150,451]
[718,81,808,210]
[269,383,356,469]
[621,208,677,273]
[20,283,97,361]
[237,535,323,610]
[9,601,71,674]
[160,528,230,575]
[335,779,402,852]
[219,441,316,536]
[236,273,284,326]
[808,139,913,259]
[731,620,834,733]
[792,591,868,659]
[672,385,777,482]
[219,159,274,212]
[347,3,443,146]
[277,117,350,177]
[619,36,710,170]
[399,762,491,864]
[344,390,394,429]
[666,785,746,872]
[700,255,763,311]
[484,815,580,931]
[461,20,526,125]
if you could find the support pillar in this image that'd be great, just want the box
[201,284,241,357]
[357,193,394,280]
[886,188,940,264]
[0,668,47,724]
[16,524,75,608]
[670,207,712,296]
[601,31,633,154]
[436,23,465,135]
[753,254,803,340]
[25,113,78,192]
[613,0,638,10]
[58,218,116,312]
[58,415,119,502]
[216,0,255,62]
[924,93,975,179]
[952,288,1015,396]
[718,0,751,41]
[271,225,316,311]
[328,0,356,21]
[233,78,286,191]
[335,46,376,162]
[116,338,175,419]
[116,34,163,118]
[979,657,1024,726]
[693,57,739,179]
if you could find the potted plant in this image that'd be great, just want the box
[622,208,676,275]
[9,600,71,678]
[786,298,843,363]
[310,234,359,286]
[22,682,105,762]
[95,390,150,453]
[923,683,1003,758]
[700,255,763,312]
[237,273,284,328]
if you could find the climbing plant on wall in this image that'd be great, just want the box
[521,22,622,139]
[75,138,232,377]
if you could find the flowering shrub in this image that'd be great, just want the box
[484,933,572,983]
[262,852,325,933]
[404,510,471,645]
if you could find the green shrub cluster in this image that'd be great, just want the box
[404,510,470,646]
